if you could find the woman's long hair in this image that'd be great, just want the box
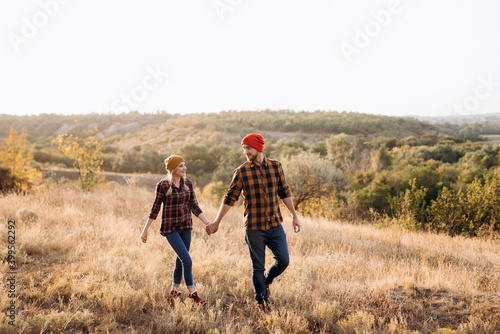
[165,165,189,196]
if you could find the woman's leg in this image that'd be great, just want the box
[165,229,205,305]
[165,229,194,289]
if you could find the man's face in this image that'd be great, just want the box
[242,144,259,162]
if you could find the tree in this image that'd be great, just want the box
[179,144,217,179]
[0,126,41,192]
[283,151,345,210]
[113,145,163,174]
[465,173,500,237]
[326,133,370,172]
[0,166,17,192]
[55,121,103,191]
[389,179,428,230]
[272,138,308,158]
[427,187,466,236]
[326,133,357,170]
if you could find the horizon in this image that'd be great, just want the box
[3,109,500,120]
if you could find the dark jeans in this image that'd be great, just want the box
[165,228,194,288]
[244,224,290,304]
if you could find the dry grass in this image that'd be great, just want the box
[0,182,499,333]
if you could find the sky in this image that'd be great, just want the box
[1,0,500,118]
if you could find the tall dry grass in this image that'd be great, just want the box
[0,182,499,333]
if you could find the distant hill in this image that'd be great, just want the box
[411,112,500,124]
[0,110,455,149]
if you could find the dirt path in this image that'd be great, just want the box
[41,168,164,189]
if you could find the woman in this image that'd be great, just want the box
[141,155,208,305]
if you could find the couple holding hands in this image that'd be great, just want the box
[140,133,301,308]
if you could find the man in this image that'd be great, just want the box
[206,133,301,308]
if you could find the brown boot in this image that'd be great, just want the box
[188,291,206,305]
[168,289,182,300]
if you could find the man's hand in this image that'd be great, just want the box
[206,222,219,235]
[141,230,148,243]
[282,197,301,233]
[292,216,301,233]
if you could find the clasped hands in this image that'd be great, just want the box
[206,218,301,235]
[205,221,219,235]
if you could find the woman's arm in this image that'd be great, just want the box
[149,181,167,220]
[206,203,232,235]
[197,212,210,226]
[186,179,203,217]
[142,181,167,243]
[141,218,154,243]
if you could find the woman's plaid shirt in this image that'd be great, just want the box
[223,157,292,231]
[148,178,202,235]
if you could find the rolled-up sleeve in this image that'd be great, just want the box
[149,181,166,220]
[187,179,203,217]
[223,169,243,206]
[277,162,292,199]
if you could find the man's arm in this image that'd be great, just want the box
[206,203,232,235]
[282,197,301,233]
[207,168,242,235]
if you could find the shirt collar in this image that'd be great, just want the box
[249,156,267,168]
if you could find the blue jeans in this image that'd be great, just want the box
[165,229,194,288]
[244,225,290,304]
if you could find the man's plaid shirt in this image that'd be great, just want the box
[223,157,292,231]
[149,178,202,235]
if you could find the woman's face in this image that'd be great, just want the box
[173,162,187,177]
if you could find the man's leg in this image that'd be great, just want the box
[244,229,269,304]
[264,225,290,286]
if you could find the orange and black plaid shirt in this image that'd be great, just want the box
[223,157,292,231]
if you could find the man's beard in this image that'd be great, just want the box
[246,153,257,162]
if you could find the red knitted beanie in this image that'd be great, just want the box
[241,133,265,152]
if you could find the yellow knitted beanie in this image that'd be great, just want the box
[164,155,185,173]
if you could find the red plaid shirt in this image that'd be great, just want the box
[223,157,292,231]
[148,178,202,235]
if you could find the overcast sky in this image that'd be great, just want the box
[1,0,500,118]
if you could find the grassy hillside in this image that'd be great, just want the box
[0,110,452,145]
[1,183,498,333]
